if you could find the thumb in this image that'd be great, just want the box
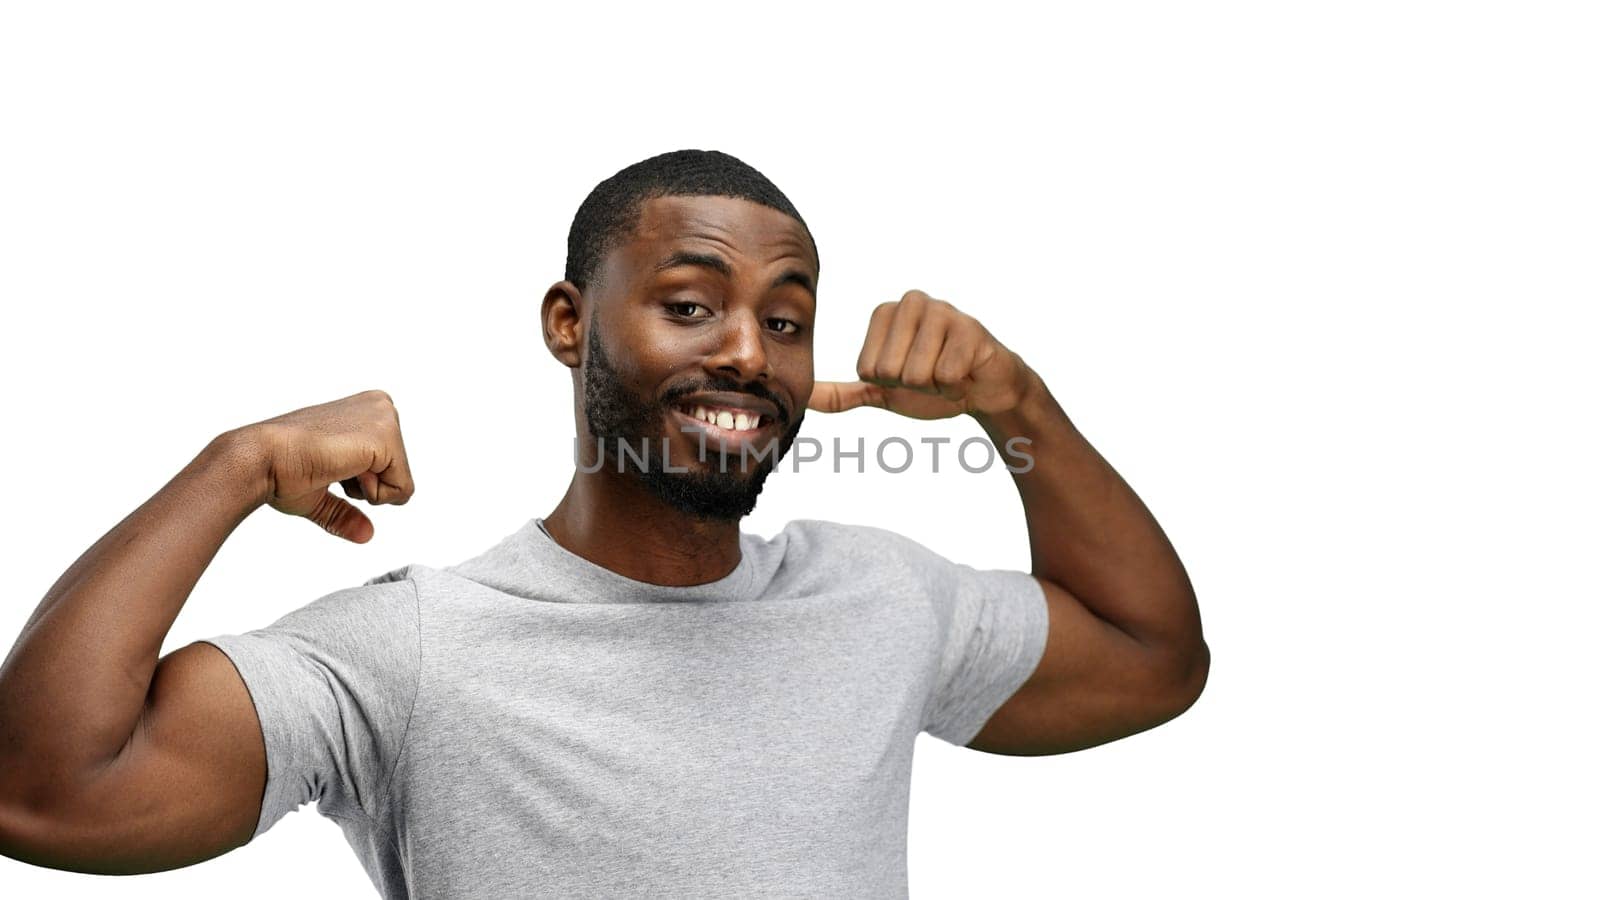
[808,380,886,413]
[306,489,376,543]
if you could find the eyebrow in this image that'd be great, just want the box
[772,268,816,298]
[654,251,732,278]
[653,250,817,300]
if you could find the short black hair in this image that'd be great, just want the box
[564,149,816,292]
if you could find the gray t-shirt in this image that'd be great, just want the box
[200,516,1048,899]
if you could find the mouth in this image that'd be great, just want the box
[669,401,781,453]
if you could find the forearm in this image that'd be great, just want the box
[973,361,1204,659]
[0,429,270,799]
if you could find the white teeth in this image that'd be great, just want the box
[684,403,763,431]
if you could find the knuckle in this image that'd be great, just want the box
[311,493,338,528]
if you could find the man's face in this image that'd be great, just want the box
[580,194,817,521]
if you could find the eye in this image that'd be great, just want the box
[665,301,708,318]
[768,318,803,335]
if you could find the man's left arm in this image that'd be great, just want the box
[809,290,1209,756]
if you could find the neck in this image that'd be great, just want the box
[542,467,744,587]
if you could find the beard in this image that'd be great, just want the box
[581,322,804,521]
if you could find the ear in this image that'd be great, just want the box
[542,280,585,369]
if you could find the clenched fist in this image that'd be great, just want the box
[233,389,416,543]
[808,290,1033,420]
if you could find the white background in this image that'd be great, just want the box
[2,2,1595,897]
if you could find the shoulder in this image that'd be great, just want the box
[777,516,909,547]
[252,565,422,647]
[773,518,951,577]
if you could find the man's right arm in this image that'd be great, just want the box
[0,430,274,873]
[0,642,272,873]
[0,388,416,874]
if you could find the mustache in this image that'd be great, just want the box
[662,377,790,425]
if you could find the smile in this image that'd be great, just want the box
[673,402,770,433]
[669,403,779,450]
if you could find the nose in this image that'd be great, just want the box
[704,309,771,383]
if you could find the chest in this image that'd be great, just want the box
[399,598,930,825]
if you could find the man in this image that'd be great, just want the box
[0,150,1208,897]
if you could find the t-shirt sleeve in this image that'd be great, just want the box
[197,572,422,840]
[894,534,1050,746]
